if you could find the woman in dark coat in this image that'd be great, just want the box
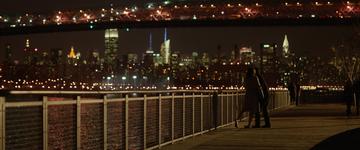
[256,69,271,128]
[244,67,261,128]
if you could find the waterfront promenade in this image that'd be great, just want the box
[163,104,360,150]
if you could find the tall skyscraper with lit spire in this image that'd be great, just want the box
[23,38,40,65]
[146,32,154,54]
[160,28,171,64]
[282,34,290,58]
[104,29,119,67]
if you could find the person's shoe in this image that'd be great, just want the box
[252,125,260,128]
[244,125,250,128]
[262,125,271,128]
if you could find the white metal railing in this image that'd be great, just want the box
[0,90,290,150]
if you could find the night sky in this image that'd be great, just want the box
[0,0,356,62]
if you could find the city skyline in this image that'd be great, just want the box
[0,26,354,62]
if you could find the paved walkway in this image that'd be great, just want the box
[162,104,360,150]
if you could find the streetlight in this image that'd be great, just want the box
[122,76,126,86]
[167,76,170,87]
[132,75,137,88]
[106,76,112,90]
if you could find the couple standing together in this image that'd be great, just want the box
[242,67,271,128]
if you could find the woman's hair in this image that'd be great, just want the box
[254,67,261,77]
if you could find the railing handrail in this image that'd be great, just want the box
[1,89,289,95]
[3,90,238,95]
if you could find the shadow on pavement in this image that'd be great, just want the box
[311,128,360,150]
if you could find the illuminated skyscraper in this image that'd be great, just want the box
[160,28,171,64]
[24,38,31,63]
[4,44,12,63]
[23,38,40,65]
[25,38,30,50]
[146,32,154,54]
[67,46,80,65]
[104,29,119,66]
[260,43,278,73]
[282,34,290,58]
[239,47,255,65]
[260,43,280,86]
[281,34,296,86]
[143,33,155,67]
[50,48,64,66]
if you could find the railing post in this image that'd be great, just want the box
[0,97,5,150]
[226,92,229,124]
[209,93,211,129]
[231,92,234,123]
[43,96,48,150]
[192,93,195,135]
[171,93,174,144]
[76,96,81,150]
[103,95,108,150]
[158,94,162,148]
[221,93,223,125]
[200,93,203,133]
[182,93,185,140]
[125,94,129,150]
[235,92,239,121]
[273,91,276,110]
[143,94,147,150]
[288,91,291,106]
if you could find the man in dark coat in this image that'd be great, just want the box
[256,69,271,128]
[354,79,360,116]
[288,81,296,105]
[212,91,219,129]
[344,80,354,116]
[295,82,301,106]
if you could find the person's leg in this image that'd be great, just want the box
[245,112,253,128]
[254,112,260,128]
[262,104,271,127]
[346,99,352,116]
[235,109,241,128]
[295,93,299,106]
[356,96,359,116]
[213,108,218,129]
